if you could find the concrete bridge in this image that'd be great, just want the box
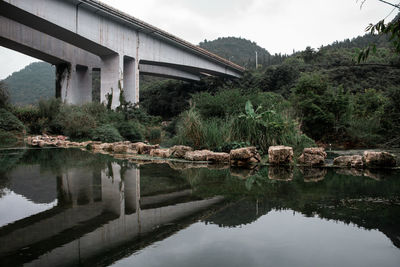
[0,163,223,266]
[0,0,244,108]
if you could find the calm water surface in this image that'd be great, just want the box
[0,148,399,267]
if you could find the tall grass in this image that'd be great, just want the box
[175,99,315,154]
[202,118,232,150]
[175,107,204,148]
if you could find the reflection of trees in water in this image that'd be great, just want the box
[0,149,26,197]
[190,166,400,248]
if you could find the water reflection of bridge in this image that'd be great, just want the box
[0,163,222,266]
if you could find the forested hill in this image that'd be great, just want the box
[199,37,272,68]
[3,62,55,105]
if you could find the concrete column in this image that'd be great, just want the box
[135,58,140,104]
[100,54,122,109]
[123,56,137,104]
[74,65,92,104]
[56,63,71,100]
[56,63,92,105]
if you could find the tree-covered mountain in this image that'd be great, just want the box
[199,37,278,69]
[3,62,55,105]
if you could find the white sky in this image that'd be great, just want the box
[0,0,398,79]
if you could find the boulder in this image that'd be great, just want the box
[113,144,129,153]
[363,151,396,167]
[150,148,171,158]
[170,145,193,158]
[206,152,230,163]
[68,142,80,147]
[333,155,364,168]
[55,140,66,147]
[230,147,261,165]
[26,136,32,145]
[57,135,67,141]
[298,147,327,166]
[133,142,160,154]
[268,146,293,165]
[184,150,213,161]
[38,140,46,147]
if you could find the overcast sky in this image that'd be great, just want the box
[0,0,398,79]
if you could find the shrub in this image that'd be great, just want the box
[0,81,10,109]
[90,124,123,143]
[12,105,41,134]
[116,121,144,142]
[54,105,97,139]
[0,108,25,132]
[231,101,315,154]
[148,127,162,144]
[82,102,110,125]
[193,88,245,118]
[38,98,62,121]
[0,129,18,147]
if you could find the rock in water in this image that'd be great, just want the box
[206,152,230,163]
[184,150,213,161]
[333,155,364,168]
[363,151,396,167]
[150,148,171,158]
[230,147,261,165]
[268,146,293,165]
[298,147,327,166]
[170,145,193,158]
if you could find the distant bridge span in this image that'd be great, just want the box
[0,0,244,107]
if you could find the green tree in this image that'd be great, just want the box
[0,81,10,109]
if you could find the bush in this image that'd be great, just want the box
[0,81,10,109]
[231,101,315,154]
[0,108,25,132]
[82,102,110,125]
[148,127,162,144]
[90,124,123,143]
[193,88,245,118]
[12,105,41,134]
[116,121,144,142]
[0,129,18,147]
[54,105,97,139]
[38,98,61,121]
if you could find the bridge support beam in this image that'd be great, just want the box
[56,63,93,105]
[100,54,122,109]
[123,56,139,104]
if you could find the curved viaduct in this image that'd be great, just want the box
[0,0,244,107]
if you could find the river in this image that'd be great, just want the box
[0,148,399,267]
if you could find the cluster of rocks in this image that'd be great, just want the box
[268,145,397,168]
[26,135,262,166]
[333,151,397,168]
[268,146,328,166]
[26,135,92,148]
[90,141,160,154]
[89,142,261,165]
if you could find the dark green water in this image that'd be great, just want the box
[0,148,399,267]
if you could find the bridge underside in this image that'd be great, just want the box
[0,0,243,108]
